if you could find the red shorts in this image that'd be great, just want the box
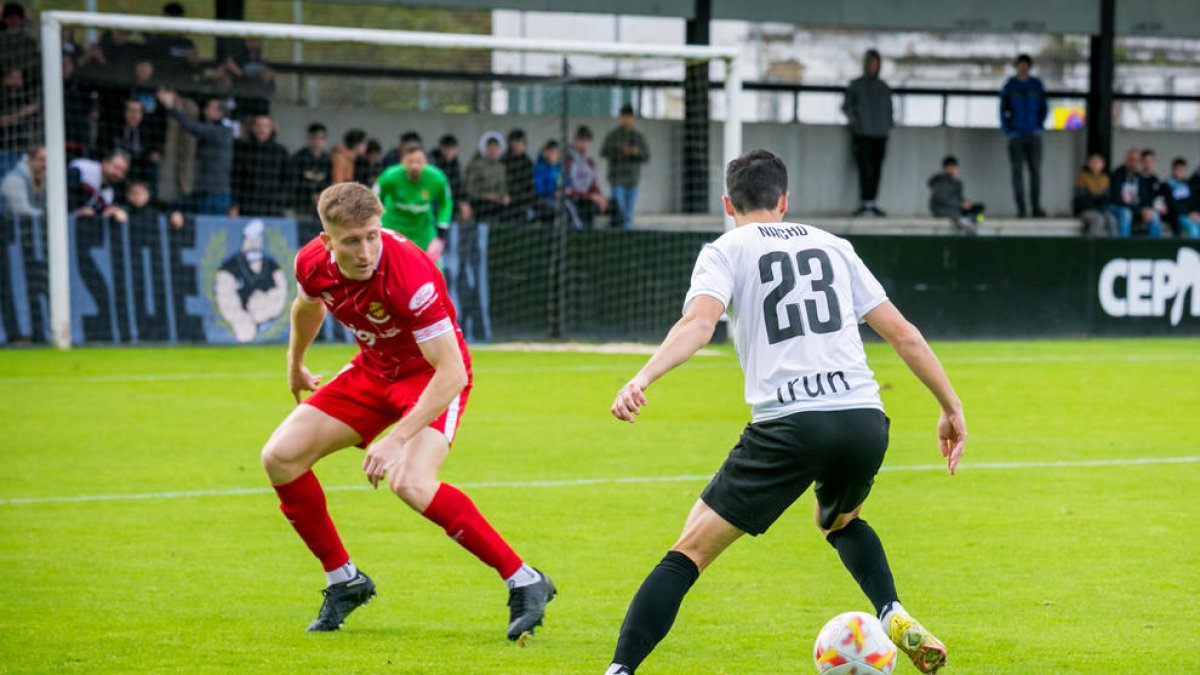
[303,364,470,448]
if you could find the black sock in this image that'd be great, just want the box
[826,519,899,616]
[611,551,700,672]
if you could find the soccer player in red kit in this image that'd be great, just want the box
[260,182,555,637]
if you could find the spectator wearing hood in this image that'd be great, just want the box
[464,131,510,224]
[842,49,893,217]
[232,114,289,216]
[1000,53,1048,218]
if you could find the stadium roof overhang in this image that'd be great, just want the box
[331,0,1200,39]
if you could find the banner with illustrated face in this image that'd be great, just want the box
[0,214,489,345]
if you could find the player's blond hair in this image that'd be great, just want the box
[317,182,383,230]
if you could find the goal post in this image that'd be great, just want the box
[36,10,743,349]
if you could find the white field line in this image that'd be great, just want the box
[2,352,1198,385]
[1,456,1196,506]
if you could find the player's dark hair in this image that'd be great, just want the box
[1172,157,1188,168]
[401,141,424,158]
[399,130,422,146]
[438,134,458,148]
[103,148,132,164]
[942,155,958,168]
[307,122,327,136]
[162,2,185,17]
[1015,53,1033,67]
[574,125,593,140]
[343,129,367,148]
[725,149,788,214]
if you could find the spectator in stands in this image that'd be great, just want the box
[1164,158,1199,239]
[533,139,563,224]
[60,56,93,161]
[331,129,367,185]
[99,99,162,191]
[465,131,510,224]
[156,89,235,215]
[0,65,39,175]
[1073,153,1116,237]
[927,155,984,231]
[1,2,38,73]
[68,149,129,221]
[290,122,331,218]
[221,38,275,118]
[232,114,289,217]
[357,138,385,186]
[503,128,535,224]
[565,125,608,228]
[431,133,469,223]
[145,3,197,88]
[1001,54,1048,218]
[381,131,424,170]
[601,104,651,229]
[1,142,44,218]
[1141,149,1171,232]
[842,49,893,217]
[1109,148,1161,238]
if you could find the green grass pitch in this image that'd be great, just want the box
[1,338,1197,674]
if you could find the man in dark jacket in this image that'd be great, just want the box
[503,129,535,224]
[842,50,893,217]
[1000,54,1048,218]
[157,89,234,215]
[232,114,289,217]
[289,122,330,219]
[1109,148,1162,238]
[431,134,469,223]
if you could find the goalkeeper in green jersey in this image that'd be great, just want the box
[372,143,453,262]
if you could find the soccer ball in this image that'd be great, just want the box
[813,611,897,675]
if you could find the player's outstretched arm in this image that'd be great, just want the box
[864,301,966,475]
[287,295,327,403]
[362,331,468,487]
[611,295,724,423]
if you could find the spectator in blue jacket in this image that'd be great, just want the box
[1109,148,1162,238]
[533,139,563,225]
[1000,54,1048,218]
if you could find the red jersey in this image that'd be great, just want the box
[294,230,470,381]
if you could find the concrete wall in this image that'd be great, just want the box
[271,104,1200,219]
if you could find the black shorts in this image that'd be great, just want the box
[700,408,889,536]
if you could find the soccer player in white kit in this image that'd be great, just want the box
[605,150,966,674]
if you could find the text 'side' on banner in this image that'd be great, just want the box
[65,214,305,345]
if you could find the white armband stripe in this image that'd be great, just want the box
[413,317,454,343]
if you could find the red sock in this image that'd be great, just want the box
[273,470,350,572]
[422,483,523,579]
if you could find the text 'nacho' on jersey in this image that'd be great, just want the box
[684,223,888,422]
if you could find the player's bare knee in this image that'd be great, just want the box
[669,545,711,574]
[388,466,435,508]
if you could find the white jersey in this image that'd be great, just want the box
[684,222,888,422]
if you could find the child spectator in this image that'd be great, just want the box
[927,156,984,232]
[1164,158,1199,239]
[533,139,563,224]
[1073,153,1116,237]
